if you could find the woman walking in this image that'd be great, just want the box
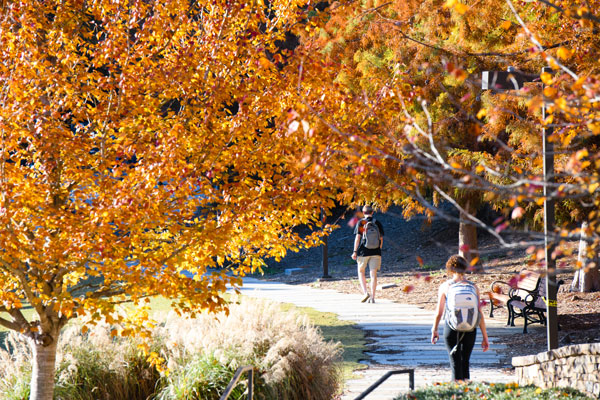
[431,255,489,381]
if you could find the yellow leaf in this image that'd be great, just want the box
[576,149,589,160]
[500,20,512,30]
[540,72,553,85]
[536,197,546,206]
[444,0,457,7]
[572,76,586,91]
[588,122,600,135]
[475,165,485,173]
[450,162,462,169]
[554,97,567,110]
[543,87,557,98]
[476,109,487,119]
[258,57,272,69]
[589,182,599,194]
[556,47,572,60]
[454,3,469,13]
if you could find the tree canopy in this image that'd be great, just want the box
[292,0,600,268]
[0,1,336,398]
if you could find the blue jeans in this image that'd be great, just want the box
[444,322,476,381]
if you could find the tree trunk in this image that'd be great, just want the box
[29,334,58,400]
[572,222,600,292]
[458,199,479,270]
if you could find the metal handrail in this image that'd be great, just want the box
[354,369,415,400]
[220,365,254,400]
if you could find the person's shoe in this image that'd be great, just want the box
[367,298,376,303]
[361,293,370,303]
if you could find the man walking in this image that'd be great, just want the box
[351,205,384,303]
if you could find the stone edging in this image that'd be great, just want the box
[512,343,600,398]
[512,343,600,366]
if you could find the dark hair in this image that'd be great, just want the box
[446,255,468,274]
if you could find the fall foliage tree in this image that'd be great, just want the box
[0,1,337,398]
[291,0,600,283]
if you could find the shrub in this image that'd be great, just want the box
[157,296,343,400]
[394,381,594,400]
[154,355,244,400]
[0,332,31,400]
[53,324,160,400]
[0,324,160,400]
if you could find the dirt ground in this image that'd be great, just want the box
[254,205,600,362]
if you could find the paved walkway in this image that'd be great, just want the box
[234,277,534,400]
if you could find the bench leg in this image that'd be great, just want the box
[508,306,515,326]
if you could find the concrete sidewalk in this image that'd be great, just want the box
[235,277,529,400]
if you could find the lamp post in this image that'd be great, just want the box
[481,67,559,350]
[320,208,332,281]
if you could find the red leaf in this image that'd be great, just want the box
[495,222,509,233]
[347,216,359,228]
[508,275,520,288]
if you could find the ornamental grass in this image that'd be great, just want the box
[0,296,342,400]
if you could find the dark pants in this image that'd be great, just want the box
[444,322,476,381]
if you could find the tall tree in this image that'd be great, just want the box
[293,0,600,273]
[0,1,336,398]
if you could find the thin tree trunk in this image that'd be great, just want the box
[29,335,58,400]
[458,199,479,270]
[572,222,600,292]
[580,265,600,292]
[572,221,587,292]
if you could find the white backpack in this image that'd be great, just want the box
[445,281,480,332]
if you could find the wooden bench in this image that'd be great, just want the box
[488,270,563,333]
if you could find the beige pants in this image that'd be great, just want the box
[357,255,381,273]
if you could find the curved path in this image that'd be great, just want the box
[234,277,531,399]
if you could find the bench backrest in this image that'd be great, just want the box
[516,270,541,291]
[512,270,541,300]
